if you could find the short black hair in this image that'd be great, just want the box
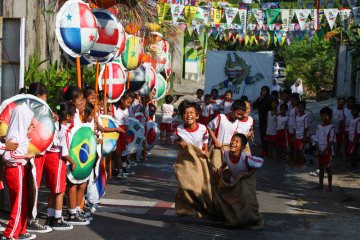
[204,94,211,99]
[282,88,291,95]
[121,91,135,101]
[225,90,233,96]
[280,103,288,111]
[210,89,218,95]
[231,99,246,111]
[271,98,279,106]
[178,100,201,116]
[290,93,300,101]
[57,102,76,124]
[83,85,96,98]
[298,100,306,109]
[337,97,346,102]
[196,89,204,94]
[347,96,356,102]
[84,102,94,117]
[165,95,173,104]
[320,107,332,117]
[232,133,248,147]
[28,82,48,96]
[240,95,248,102]
[271,90,279,99]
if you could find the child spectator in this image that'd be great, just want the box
[331,97,346,159]
[265,99,279,158]
[293,101,309,168]
[288,93,300,162]
[347,104,360,169]
[221,90,234,114]
[195,89,204,104]
[314,107,335,192]
[279,88,291,116]
[199,94,214,126]
[235,100,254,154]
[160,95,174,144]
[276,104,289,162]
[210,89,222,116]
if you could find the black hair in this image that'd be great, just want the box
[19,87,28,94]
[114,91,135,107]
[204,94,211,99]
[165,95,173,104]
[337,97,346,102]
[148,103,157,117]
[347,96,356,102]
[84,102,94,117]
[261,86,270,95]
[173,108,178,113]
[280,103,288,111]
[225,90,233,96]
[61,86,82,102]
[271,98,279,107]
[240,95,248,102]
[282,88,291,95]
[98,90,105,101]
[178,100,201,116]
[320,107,332,117]
[196,89,204,94]
[352,104,360,112]
[57,102,76,129]
[298,100,306,109]
[290,93,300,101]
[210,89,218,95]
[83,85,96,99]
[28,82,48,96]
[271,90,279,99]
[231,99,246,111]
[232,133,248,148]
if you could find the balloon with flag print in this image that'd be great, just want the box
[121,35,143,70]
[115,27,127,57]
[136,64,156,96]
[164,41,172,78]
[55,0,98,58]
[98,62,126,103]
[85,9,125,64]
[127,64,146,92]
[0,94,55,155]
[153,73,167,100]
[67,124,97,184]
[145,121,160,151]
[122,118,144,155]
[149,39,167,73]
[100,115,119,156]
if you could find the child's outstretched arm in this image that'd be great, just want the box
[208,128,222,148]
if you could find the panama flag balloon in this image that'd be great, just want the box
[67,124,97,184]
[145,121,160,151]
[137,64,156,96]
[85,9,125,63]
[100,115,119,155]
[153,74,167,100]
[121,35,144,70]
[55,0,98,58]
[0,95,55,155]
[98,62,126,103]
[127,64,146,92]
[122,118,144,155]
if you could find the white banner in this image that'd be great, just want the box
[252,9,265,29]
[197,7,211,24]
[224,8,238,25]
[353,7,360,26]
[281,9,294,31]
[324,8,339,30]
[339,9,352,29]
[295,9,311,30]
[170,4,185,24]
[204,51,274,101]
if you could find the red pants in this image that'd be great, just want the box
[3,165,28,239]
[44,152,66,193]
[35,154,46,188]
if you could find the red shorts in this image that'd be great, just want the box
[44,152,66,193]
[34,154,46,188]
[293,138,305,151]
[116,125,127,151]
[276,130,287,147]
[160,123,171,131]
[265,134,277,143]
[287,132,294,147]
[317,153,332,168]
[347,141,359,155]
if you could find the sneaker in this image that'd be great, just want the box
[128,160,138,167]
[0,224,6,232]
[116,169,127,179]
[44,217,54,227]
[122,168,135,176]
[27,220,52,233]
[18,233,36,240]
[77,210,93,222]
[52,218,73,231]
[65,214,90,226]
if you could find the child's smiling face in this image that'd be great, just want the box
[182,107,199,125]
[230,135,242,153]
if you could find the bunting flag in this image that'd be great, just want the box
[252,9,265,29]
[224,8,238,25]
[198,7,211,24]
[170,4,185,25]
[185,6,198,30]
[339,9,351,30]
[353,7,360,26]
[324,9,339,30]
[239,9,248,32]
[310,9,319,31]
[295,9,311,30]
[280,9,294,32]
[213,8,222,24]
[266,9,281,26]
[158,3,170,24]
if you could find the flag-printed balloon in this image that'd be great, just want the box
[153,74,167,100]
[67,124,97,184]
[121,35,143,70]
[95,159,106,199]
[55,0,98,58]
[100,115,119,155]
[164,41,172,78]
[122,118,144,155]
[146,121,160,151]
[86,9,125,63]
[98,62,126,103]
[127,64,146,92]
[137,64,156,96]
[150,39,167,73]
[0,95,55,155]
[116,28,127,57]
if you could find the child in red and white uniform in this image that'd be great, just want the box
[314,107,335,192]
[347,104,360,169]
[45,102,76,229]
[219,133,264,183]
[195,89,204,105]
[235,100,253,154]
[160,95,174,144]
[172,101,209,154]
[221,90,234,114]
[210,89,222,116]
[129,94,142,118]
[200,94,214,126]
[288,93,300,162]
[331,97,346,158]
[293,101,309,167]
[2,105,36,240]
[265,99,278,158]
[112,91,135,178]
[276,104,289,161]
[208,100,246,147]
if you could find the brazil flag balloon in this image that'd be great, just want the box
[0,94,55,155]
[100,115,119,156]
[67,124,97,184]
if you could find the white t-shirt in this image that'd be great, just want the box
[161,103,174,124]
[212,99,223,112]
[331,106,345,134]
[236,116,254,136]
[113,106,129,126]
[288,106,298,134]
[314,124,335,153]
[348,117,360,143]
[295,113,309,139]
[344,107,353,132]
[57,124,72,157]
[73,108,83,128]
[129,98,141,118]
[201,104,214,118]
[266,111,277,135]
[222,101,234,114]
[208,114,239,145]
[277,115,289,131]
[173,123,209,149]
[223,151,264,178]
